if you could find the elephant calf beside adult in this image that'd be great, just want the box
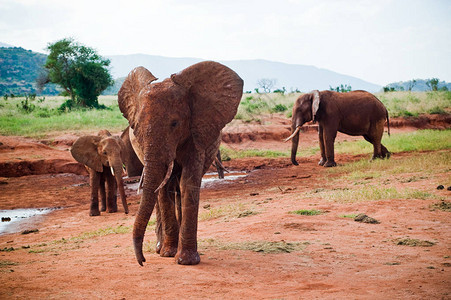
[71,130,129,216]
[286,90,390,167]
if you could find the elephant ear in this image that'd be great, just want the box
[71,136,103,172]
[312,90,321,123]
[118,66,158,129]
[170,61,243,149]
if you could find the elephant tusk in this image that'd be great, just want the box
[137,173,144,195]
[284,126,301,142]
[215,156,230,173]
[110,166,115,176]
[154,161,174,193]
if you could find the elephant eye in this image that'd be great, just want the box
[103,151,107,155]
[170,120,178,128]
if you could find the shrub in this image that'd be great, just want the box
[272,104,288,112]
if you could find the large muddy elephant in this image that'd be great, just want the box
[286,90,390,167]
[71,130,129,216]
[118,61,243,265]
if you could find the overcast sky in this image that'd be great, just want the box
[0,0,450,85]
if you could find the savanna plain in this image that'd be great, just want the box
[0,91,450,299]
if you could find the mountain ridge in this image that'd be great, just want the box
[107,54,382,92]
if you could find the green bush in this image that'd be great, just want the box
[272,104,288,112]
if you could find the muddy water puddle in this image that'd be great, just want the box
[201,171,248,187]
[0,208,58,235]
[125,171,248,191]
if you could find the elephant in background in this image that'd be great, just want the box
[118,61,243,265]
[121,126,144,177]
[71,130,129,216]
[286,90,390,167]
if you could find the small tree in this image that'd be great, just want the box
[40,38,113,108]
[426,78,439,91]
[407,79,417,91]
[329,84,352,93]
[257,78,276,93]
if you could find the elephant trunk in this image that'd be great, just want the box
[133,160,167,266]
[111,159,129,214]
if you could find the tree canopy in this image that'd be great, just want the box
[40,38,113,108]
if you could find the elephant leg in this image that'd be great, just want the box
[323,126,337,167]
[215,150,225,179]
[99,173,107,212]
[105,170,118,213]
[175,155,203,265]
[381,144,391,159]
[89,170,101,216]
[366,120,385,160]
[157,176,179,258]
[318,125,326,166]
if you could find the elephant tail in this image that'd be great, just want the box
[386,110,390,136]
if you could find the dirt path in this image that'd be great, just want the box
[0,116,450,299]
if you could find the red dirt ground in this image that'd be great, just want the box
[0,115,450,299]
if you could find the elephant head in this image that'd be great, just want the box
[71,133,129,214]
[118,61,243,265]
[285,90,320,165]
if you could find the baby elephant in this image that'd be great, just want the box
[71,130,129,216]
[286,90,390,167]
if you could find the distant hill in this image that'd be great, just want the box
[0,47,60,96]
[107,54,382,93]
[4,44,449,97]
[385,79,451,92]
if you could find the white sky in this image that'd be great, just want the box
[0,0,450,85]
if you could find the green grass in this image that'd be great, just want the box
[26,224,131,254]
[199,202,257,221]
[0,96,128,137]
[376,91,451,117]
[328,151,451,179]
[335,129,451,155]
[220,146,289,160]
[202,238,309,253]
[1,92,449,138]
[309,186,438,203]
[71,225,131,241]
[289,209,323,215]
[235,93,298,121]
[221,130,450,161]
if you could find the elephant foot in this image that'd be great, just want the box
[90,209,100,216]
[318,158,326,166]
[371,155,385,161]
[100,206,106,212]
[160,244,178,257]
[323,161,337,167]
[107,207,118,213]
[175,249,200,265]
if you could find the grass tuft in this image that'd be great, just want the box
[309,186,438,203]
[289,209,323,216]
